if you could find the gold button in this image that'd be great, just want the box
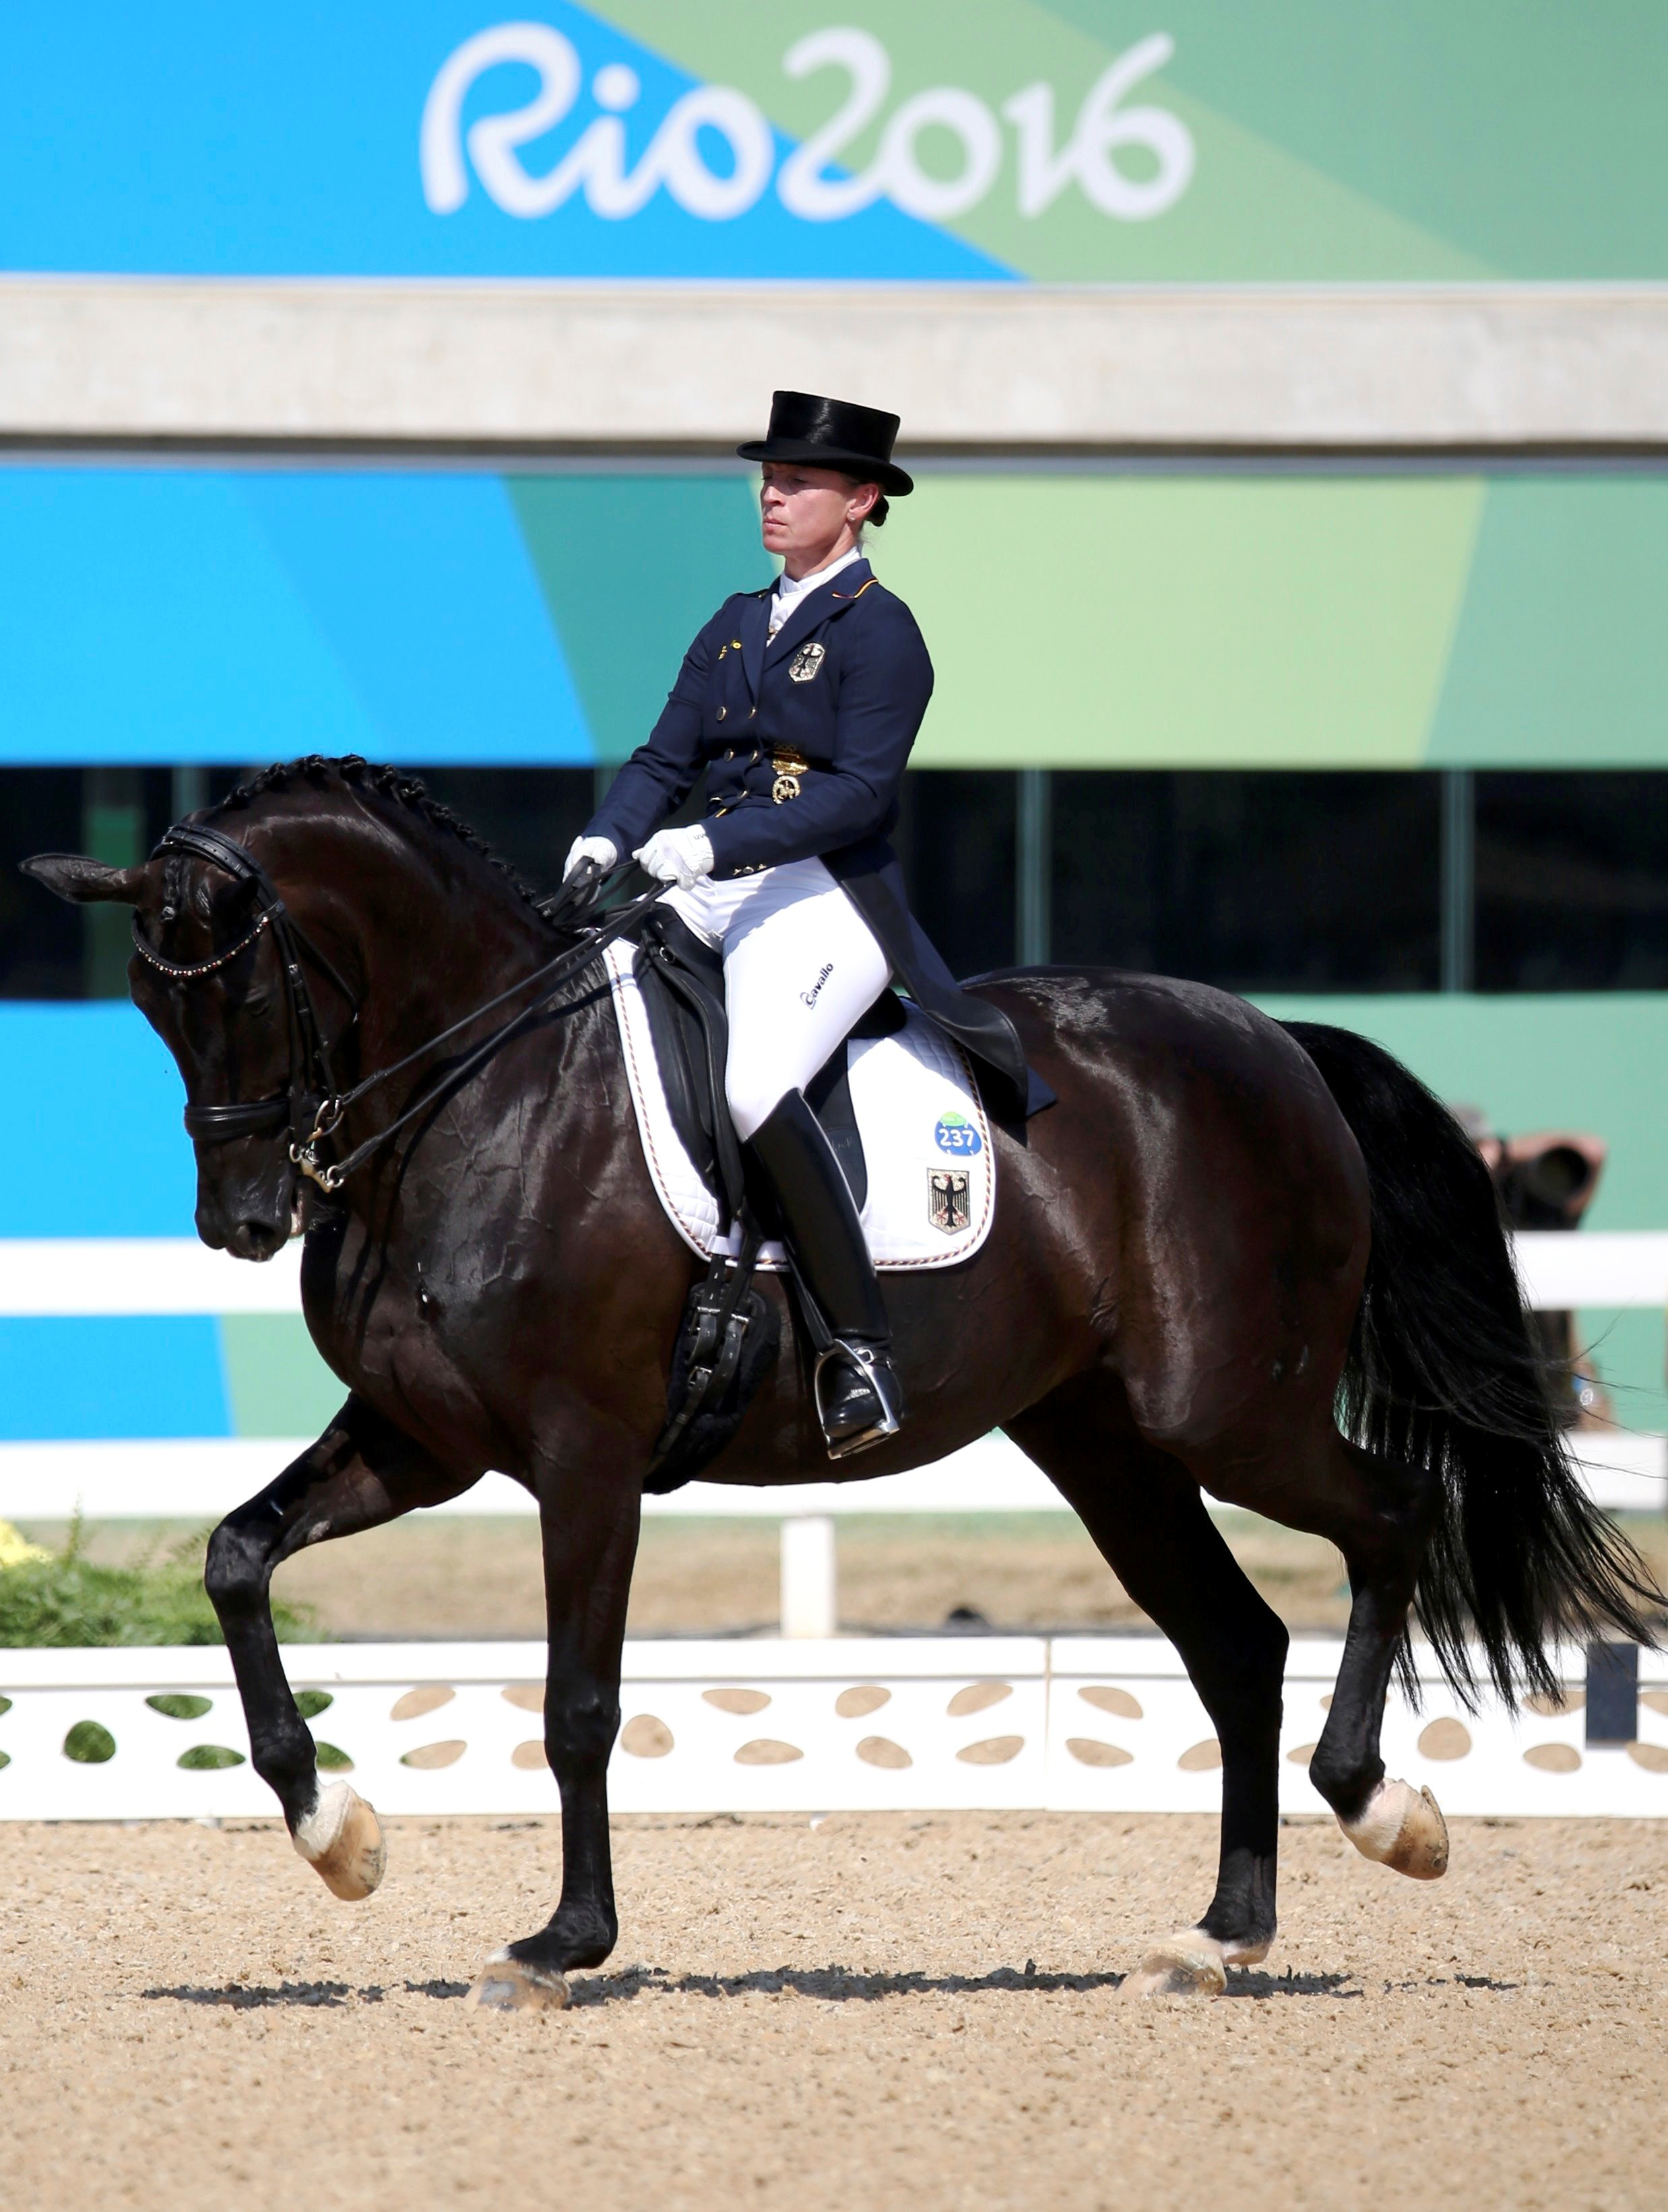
[732,639,742,649]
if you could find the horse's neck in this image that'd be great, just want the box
[327,829,631,1175]
[338,837,552,1068]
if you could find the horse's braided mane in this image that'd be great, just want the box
[212,755,556,930]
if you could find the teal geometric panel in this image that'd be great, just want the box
[0,468,591,766]
[509,474,769,764]
[1428,478,1668,767]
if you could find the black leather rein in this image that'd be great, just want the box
[133,822,660,1192]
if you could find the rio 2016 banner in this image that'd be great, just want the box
[1,3,1664,282]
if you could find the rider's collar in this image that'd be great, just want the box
[771,546,866,627]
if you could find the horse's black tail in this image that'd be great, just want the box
[1282,1019,1663,1710]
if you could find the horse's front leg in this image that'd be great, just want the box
[205,1393,478,1899]
[466,1437,642,2013]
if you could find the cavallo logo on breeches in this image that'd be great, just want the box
[800,963,835,1008]
[421,25,1194,228]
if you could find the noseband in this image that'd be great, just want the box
[132,822,359,1151]
[133,820,660,1192]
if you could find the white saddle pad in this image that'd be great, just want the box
[604,938,996,1270]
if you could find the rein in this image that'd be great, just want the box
[137,822,659,1191]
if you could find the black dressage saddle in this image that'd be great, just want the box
[629,905,903,1221]
[624,905,904,1491]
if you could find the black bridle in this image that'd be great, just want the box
[132,822,360,1152]
[131,821,659,1193]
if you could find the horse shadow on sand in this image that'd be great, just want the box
[135,1961,1512,2010]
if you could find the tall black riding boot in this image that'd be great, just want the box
[749,1088,905,1458]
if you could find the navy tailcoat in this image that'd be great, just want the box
[585,558,1050,1121]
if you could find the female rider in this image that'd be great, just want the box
[565,391,1045,1460]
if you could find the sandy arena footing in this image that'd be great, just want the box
[1,1811,1662,2211]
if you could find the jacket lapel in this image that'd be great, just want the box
[738,587,771,701]
[764,558,874,671]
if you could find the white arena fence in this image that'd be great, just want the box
[0,1635,1664,1825]
[0,1232,1664,1637]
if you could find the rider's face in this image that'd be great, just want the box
[759,464,878,577]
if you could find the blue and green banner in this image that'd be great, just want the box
[3,462,1667,769]
[2,4,1665,282]
[0,1008,341,1443]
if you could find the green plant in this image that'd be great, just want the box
[0,1520,318,1648]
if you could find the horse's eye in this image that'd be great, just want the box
[160,904,178,923]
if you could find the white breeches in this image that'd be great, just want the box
[660,857,893,1142]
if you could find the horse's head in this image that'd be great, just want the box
[25,756,565,1264]
[23,808,355,1262]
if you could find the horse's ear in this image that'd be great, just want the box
[19,853,147,905]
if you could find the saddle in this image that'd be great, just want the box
[632,907,902,1218]
[628,907,904,1493]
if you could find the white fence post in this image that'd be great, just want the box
[780,1513,837,1638]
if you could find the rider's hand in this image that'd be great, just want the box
[563,836,617,881]
[635,825,714,892]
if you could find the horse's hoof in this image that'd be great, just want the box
[1340,1778,1449,1880]
[463,1952,570,2014]
[291,1781,387,1901]
[1120,1930,1228,2000]
[1220,1932,1272,1967]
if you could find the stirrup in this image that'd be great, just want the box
[813,1339,904,1461]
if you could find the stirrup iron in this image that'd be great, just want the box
[813,1338,903,1461]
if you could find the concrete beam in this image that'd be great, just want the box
[3,278,1668,452]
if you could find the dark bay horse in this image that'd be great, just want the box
[26,757,1659,2009]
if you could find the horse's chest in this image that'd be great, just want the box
[302,1238,503,1444]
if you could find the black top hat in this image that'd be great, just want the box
[737,390,914,496]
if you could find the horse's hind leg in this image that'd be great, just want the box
[205,1393,478,1899]
[1008,1382,1289,2000]
[1258,1427,1449,1881]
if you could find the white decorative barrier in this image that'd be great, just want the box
[5,1230,1663,1315]
[0,1238,304,1315]
[1,1636,1664,1824]
[0,1429,1059,1523]
[0,1426,1661,1526]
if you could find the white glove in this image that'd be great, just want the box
[635,824,715,891]
[563,835,617,881]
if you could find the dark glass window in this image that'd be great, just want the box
[412,767,597,899]
[0,764,600,998]
[13,760,1668,1003]
[0,771,88,998]
[1050,771,1443,994]
[1475,772,1668,991]
[895,769,1017,979]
